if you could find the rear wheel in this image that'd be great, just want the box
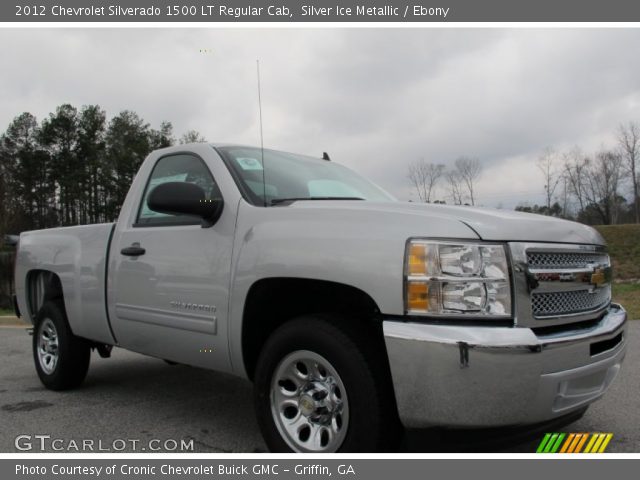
[33,300,91,390]
[254,315,401,452]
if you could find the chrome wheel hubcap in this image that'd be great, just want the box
[270,350,348,452]
[37,318,59,374]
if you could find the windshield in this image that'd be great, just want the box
[217,146,395,206]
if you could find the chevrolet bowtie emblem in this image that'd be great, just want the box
[590,268,606,288]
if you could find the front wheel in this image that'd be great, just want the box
[254,315,400,452]
[33,300,91,390]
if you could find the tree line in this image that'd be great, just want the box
[0,104,206,236]
[408,156,483,206]
[407,122,640,225]
[516,122,639,225]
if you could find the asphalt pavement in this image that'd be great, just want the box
[0,321,638,453]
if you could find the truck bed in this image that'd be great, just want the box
[15,223,116,345]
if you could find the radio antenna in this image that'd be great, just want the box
[256,59,266,207]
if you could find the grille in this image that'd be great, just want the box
[532,286,611,318]
[527,251,609,270]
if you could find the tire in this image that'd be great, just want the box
[33,300,91,391]
[254,314,401,452]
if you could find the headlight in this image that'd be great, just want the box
[404,240,512,318]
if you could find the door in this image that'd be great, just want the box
[108,153,234,371]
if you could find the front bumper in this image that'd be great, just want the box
[383,304,627,428]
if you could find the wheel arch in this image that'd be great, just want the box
[241,277,383,381]
[25,269,65,322]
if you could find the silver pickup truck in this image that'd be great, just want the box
[13,143,627,452]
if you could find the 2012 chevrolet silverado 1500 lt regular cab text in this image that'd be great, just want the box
[13,143,627,452]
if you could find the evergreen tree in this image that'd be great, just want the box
[149,121,175,150]
[179,130,206,144]
[104,110,151,220]
[40,104,80,225]
[77,105,107,223]
[0,112,55,231]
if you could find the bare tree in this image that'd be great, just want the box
[453,157,482,205]
[407,159,445,202]
[537,147,562,210]
[582,150,624,225]
[562,147,589,215]
[617,121,640,223]
[446,170,465,205]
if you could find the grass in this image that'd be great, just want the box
[612,283,640,320]
[595,224,640,281]
[0,306,28,326]
[0,316,28,326]
[593,224,640,320]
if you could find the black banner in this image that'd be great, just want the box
[4,0,640,22]
[4,459,640,480]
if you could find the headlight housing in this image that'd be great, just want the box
[404,240,512,318]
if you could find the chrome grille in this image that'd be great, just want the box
[532,285,611,318]
[527,251,609,270]
[510,242,612,328]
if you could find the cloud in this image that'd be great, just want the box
[1,28,639,207]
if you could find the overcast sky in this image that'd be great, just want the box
[1,28,640,207]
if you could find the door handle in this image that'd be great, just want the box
[121,243,146,257]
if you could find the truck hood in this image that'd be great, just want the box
[291,201,605,245]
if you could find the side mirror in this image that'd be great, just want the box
[147,182,224,228]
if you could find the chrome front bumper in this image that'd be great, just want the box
[383,304,627,428]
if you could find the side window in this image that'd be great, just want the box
[136,154,221,226]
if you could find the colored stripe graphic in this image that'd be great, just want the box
[598,434,613,453]
[559,433,575,453]
[536,433,552,453]
[537,433,613,453]
[584,433,599,453]
[567,433,583,453]
[550,433,565,453]
[575,433,589,453]
[544,433,559,453]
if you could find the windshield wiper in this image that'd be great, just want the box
[270,197,365,206]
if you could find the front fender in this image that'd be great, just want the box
[227,200,479,376]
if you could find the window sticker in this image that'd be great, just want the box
[235,157,264,171]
